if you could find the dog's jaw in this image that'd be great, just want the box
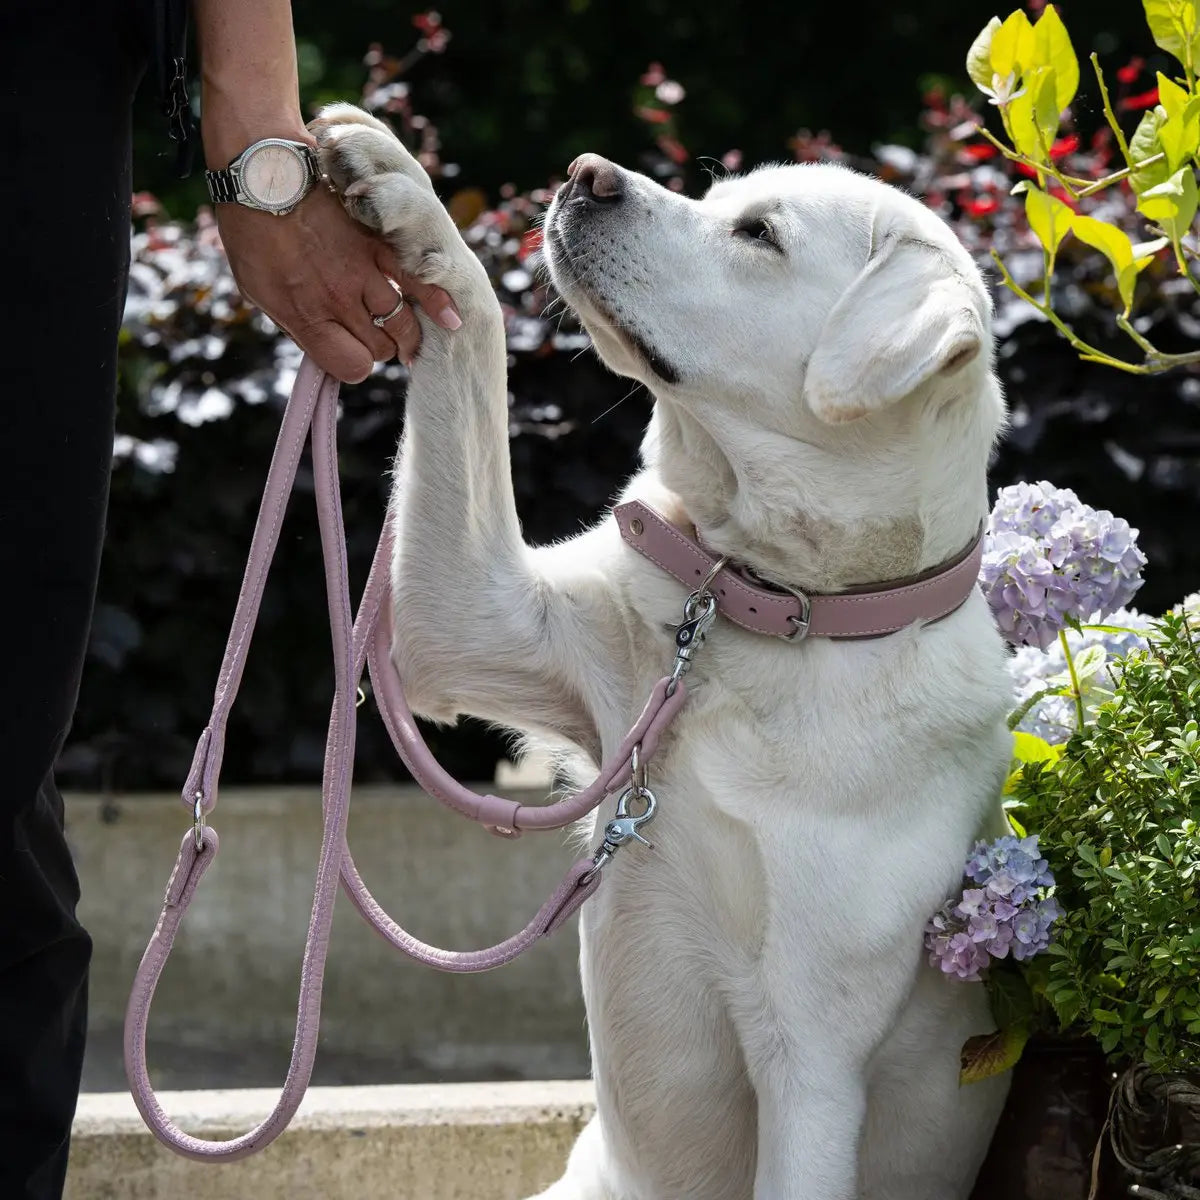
[544,205,681,386]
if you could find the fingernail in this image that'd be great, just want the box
[438,306,463,330]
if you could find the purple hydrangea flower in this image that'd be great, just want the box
[925,833,1061,979]
[982,482,1147,649]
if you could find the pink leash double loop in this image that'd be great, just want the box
[123,357,688,1161]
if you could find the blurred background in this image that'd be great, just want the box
[78,0,1200,796]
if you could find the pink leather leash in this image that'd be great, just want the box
[123,356,688,1161]
[123,355,985,1162]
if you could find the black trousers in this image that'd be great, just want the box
[0,4,146,1196]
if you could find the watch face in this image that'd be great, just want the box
[241,143,308,210]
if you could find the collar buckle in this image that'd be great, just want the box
[743,566,812,641]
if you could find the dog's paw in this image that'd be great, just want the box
[309,102,432,197]
[309,103,464,287]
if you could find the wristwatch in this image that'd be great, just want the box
[204,138,321,215]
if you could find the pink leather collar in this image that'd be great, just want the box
[614,500,984,640]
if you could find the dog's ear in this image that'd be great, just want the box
[802,233,986,424]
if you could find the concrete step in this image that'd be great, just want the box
[69,1081,594,1200]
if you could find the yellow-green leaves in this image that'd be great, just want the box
[1130,107,1171,193]
[1154,73,1200,171]
[1071,216,1158,314]
[1017,184,1159,315]
[1016,183,1074,255]
[970,6,1200,373]
[1125,71,1200,247]
[967,7,1078,163]
[989,10,1036,81]
[1139,167,1199,242]
[1033,5,1079,114]
[1012,730,1063,765]
[1143,0,1200,71]
[967,17,1003,92]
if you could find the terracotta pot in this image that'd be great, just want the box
[969,1036,1129,1200]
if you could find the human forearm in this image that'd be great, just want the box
[192,0,307,165]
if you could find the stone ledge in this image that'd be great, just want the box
[69,1081,595,1200]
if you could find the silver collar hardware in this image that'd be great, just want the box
[743,565,813,641]
[192,792,207,851]
[584,570,723,882]
[666,589,720,698]
[583,784,658,883]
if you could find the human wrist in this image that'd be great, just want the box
[200,97,313,168]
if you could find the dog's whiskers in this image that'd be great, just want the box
[590,380,643,425]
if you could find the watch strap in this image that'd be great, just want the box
[205,167,240,205]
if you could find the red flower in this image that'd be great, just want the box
[634,106,670,125]
[1015,161,1040,178]
[1120,87,1160,111]
[131,191,161,218]
[1117,57,1144,84]
[1049,134,1079,159]
[412,11,441,35]
[962,195,1000,218]
[517,229,543,262]
[640,62,666,86]
[961,143,998,161]
[656,135,688,164]
[1047,184,1078,210]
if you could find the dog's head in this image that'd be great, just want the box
[544,157,1005,587]
[545,155,993,424]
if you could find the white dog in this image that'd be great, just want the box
[312,103,1014,1200]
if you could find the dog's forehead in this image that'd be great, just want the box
[702,162,882,222]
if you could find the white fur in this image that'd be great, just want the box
[313,106,1014,1199]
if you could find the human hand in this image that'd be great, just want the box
[215,177,462,384]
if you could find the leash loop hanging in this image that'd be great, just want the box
[123,357,698,1161]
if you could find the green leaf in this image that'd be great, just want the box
[1138,166,1199,241]
[1130,107,1171,193]
[967,17,1004,92]
[1143,0,1200,71]
[1007,87,1046,161]
[1007,812,1028,838]
[1070,215,1154,314]
[960,1024,1030,1084]
[1091,1007,1122,1024]
[1020,183,1075,253]
[1012,730,1062,764]
[1032,67,1062,146]
[1155,76,1200,171]
[1073,644,1109,683]
[990,9,1036,78]
[1033,4,1079,112]
[989,969,1037,1029]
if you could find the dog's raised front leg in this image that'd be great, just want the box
[312,105,617,748]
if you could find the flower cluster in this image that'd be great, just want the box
[981,481,1147,649]
[1009,607,1152,741]
[926,835,1060,981]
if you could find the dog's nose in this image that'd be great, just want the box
[566,153,623,204]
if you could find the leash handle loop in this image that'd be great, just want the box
[123,357,690,1160]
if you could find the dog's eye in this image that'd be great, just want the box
[733,217,780,249]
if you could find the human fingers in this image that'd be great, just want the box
[361,276,419,364]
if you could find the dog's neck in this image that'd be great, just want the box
[640,388,994,595]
